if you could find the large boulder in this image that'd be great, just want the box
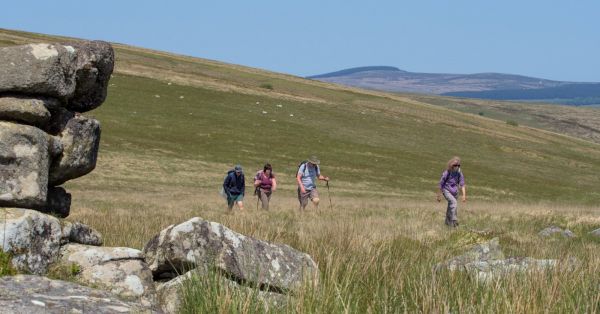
[144,217,319,293]
[0,275,161,313]
[0,122,49,208]
[59,243,158,308]
[0,95,54,126]
[48,113,101,185]
[0,42,114,112]
[0,43,78,99]
[0,208,62,274]
[67,40,115,112]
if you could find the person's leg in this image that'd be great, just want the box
[227,196,235,211]
[233,194,244,210]
[309,189,320,209]
[260,189,271,210]
[298,188,309,210]
[443,190,458,226]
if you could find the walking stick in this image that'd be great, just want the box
[255,187,260,210]
[326,181,333,210]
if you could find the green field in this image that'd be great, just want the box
[1,29,600,313]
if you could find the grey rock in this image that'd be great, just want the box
[0,122,49,208]
[43,186,71,218]
[0,95,54,126]
[436,237,579,283]
[67,40,115,112]
[0,43,77,98]
[0,42,114,112]
[156,268,288,314]
[48,135,64,157]
[61,221,103,245]
[144,217,319,293]
[460,257,561,283]
[0,275,160,313]
[59,244,159,309]
[436,238,505,271]
[539,226,576,238]
[48,113,101,185]
[590,228,600,237]
[0,208,62,274]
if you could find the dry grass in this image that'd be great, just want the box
[65,153,600,312]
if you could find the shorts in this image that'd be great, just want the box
[227,194,243,208]
[298,188,319,207]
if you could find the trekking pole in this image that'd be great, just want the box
[255,187,260,210]
[326,181,333,210]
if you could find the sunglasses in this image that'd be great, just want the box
[453,164,461,167]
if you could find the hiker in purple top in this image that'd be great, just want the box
[254,163,277,210]
[437,156,466,227]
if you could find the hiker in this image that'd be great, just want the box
[297,156,330,210]
[254,163,277,210]
[437,156,466,227]
[223,164,245,211]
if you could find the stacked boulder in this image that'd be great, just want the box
[0,41,320,313]
[0,41,113,217]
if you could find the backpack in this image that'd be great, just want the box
[297,161,319,177]
[219,170,236,199]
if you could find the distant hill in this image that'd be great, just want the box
[308,66,600,105]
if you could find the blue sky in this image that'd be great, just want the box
[3,1,599,81]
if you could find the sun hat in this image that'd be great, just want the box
[308,155,320,165]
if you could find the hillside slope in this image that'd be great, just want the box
[309,66,600,105]
[1,28,600,205]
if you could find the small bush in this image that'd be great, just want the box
[506,120,519,126]
[478,111,485,116]
[259,83,274,90]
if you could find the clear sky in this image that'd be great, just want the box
[3,0,599,81]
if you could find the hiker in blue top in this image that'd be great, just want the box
[297,155,330,211]
[223,164,245,211]
[437,156,466,227]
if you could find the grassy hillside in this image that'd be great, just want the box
[2,29,599,203]
[2,29,600,312]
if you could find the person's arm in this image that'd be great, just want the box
[318,174,329,181]
[254,172,261,188]
[460,173,466,202]
[437,171,447,202]
[271,177,277,191]
[297,165,306,193]
[297,174,305,193]
[223,174,232,197]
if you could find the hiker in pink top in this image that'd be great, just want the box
[437,156,466,227]
[254,163,277,210]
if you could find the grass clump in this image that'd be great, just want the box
[506,120,519,126]
[46,262,81,282]
[0,251,16,277]
[259,83,274,90]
